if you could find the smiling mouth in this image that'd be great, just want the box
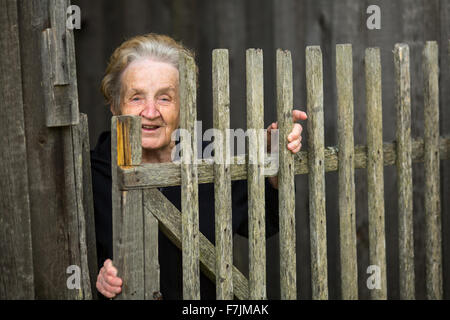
[142,125,161,132]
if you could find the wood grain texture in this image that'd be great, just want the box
[212,49,233,300]
[143,188,249,300]
[17,0,90,299]
[111,116,145,300]
[0,0,35,299]
[78,113,98,299]
[143,195,160,300]
[365,48,387,300]
[70,113,96,299]
[119,136,450,190]
[306,46,328,300]
[179,52,201,300]
[246,48,267,300]
[277,49,297,300]
[41,0,79,127]
[394,43,415,300]
[336,44,358,300]
[423,41,443,300]
[73,2,450,300]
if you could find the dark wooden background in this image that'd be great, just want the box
[73,0,450,299]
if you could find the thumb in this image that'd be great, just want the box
[104,259,118,276]
[104,259,113,268]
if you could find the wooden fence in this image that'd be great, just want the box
[112,41,450,300]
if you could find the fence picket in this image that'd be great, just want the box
[394,43,415,300]
[336,44,358,300]
[212,49,234,300]
[277,49,297,300]
[179,52,201,300]
[306,46,328,300]
[423,41,443,300]
[365,48,387,300]
[246,48,267,300]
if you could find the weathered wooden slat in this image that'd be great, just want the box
[41,0,79,127]
[70,113,96,299]
[78,113,98,299]
[306,46,328,300]
[394,43,415,300]
[179,51,201,300]
[336,44,358,300]
[212,49,233,300]
[423,41,443,300]
[277,49,297,300]
[64,1,81,123]
[49,0,69,85]
[62,123,85,300]
[365,48,387,300]
[143,196,160,300]
[116,116,142,167]
[111,116,145,300]
[17,0,83,299]
[143,188,249,300]
[118,136,450,190]
[246,48,267,300]
[0,0,35,299]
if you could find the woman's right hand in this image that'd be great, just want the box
[96,259,123,298]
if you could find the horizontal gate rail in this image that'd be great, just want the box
[117,136,450,190]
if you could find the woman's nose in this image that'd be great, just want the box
[140,100,160,119]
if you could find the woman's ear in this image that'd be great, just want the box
[110,104,116,115]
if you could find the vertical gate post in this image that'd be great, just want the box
[111,115,145,299]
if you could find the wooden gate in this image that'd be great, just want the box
[112,41,450,300]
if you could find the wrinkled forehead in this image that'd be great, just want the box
[120,58,179,94]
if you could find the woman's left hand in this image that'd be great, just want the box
[266,109,307,189]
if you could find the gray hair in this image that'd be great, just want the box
[101,33,196,114]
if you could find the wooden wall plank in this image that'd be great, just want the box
[0,0,35,299]
[78,113,98,298]
[17,0,89,299]
[69,113,95,299]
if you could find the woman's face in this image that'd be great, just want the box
[116,58,180,152]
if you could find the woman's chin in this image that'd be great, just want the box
[141,139,166,152]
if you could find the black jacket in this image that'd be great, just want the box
[91,130,280,299]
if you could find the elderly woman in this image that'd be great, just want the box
[92,33,307,299]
